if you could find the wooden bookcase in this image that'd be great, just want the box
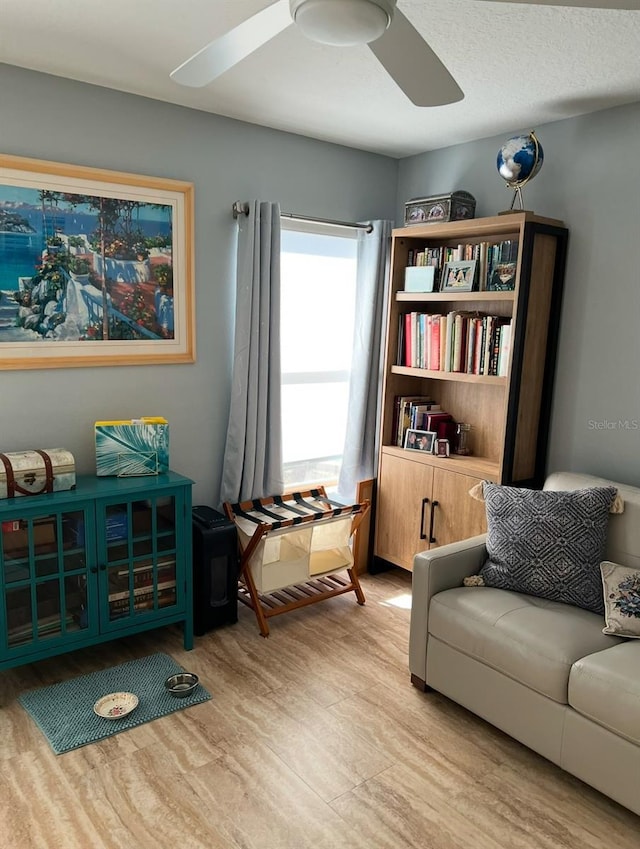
[0,472,193,670]
[373,212,568,571]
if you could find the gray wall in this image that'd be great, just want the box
[397,103,640,487]
[0,64,398,505]
[2,62,638,499]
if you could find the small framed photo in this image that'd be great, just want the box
[440,259,477,293]
[404,429,437,453]
[436,438,450,457]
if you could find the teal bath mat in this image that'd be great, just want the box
[19,652,211,754]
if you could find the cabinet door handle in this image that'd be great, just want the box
[99,563,107,571]
[429,500,439,544]
[90,565,98,574]
[419,497,430,540]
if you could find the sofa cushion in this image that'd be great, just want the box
[601,560,640,638]
[479,482,617,614]
[569,642,640,745]
[429,587,621,703]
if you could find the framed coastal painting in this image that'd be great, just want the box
[0,153,195,369]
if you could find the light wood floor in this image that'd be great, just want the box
[1,569,638,849]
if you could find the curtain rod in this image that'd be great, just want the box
[232,201,373,233]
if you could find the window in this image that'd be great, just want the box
[280,221,358,490]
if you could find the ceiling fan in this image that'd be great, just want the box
[170,0,640,107]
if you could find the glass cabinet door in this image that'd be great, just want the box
[98,494,180,628]
[1,508,93,652]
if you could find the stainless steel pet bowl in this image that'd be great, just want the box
[164,672,199,698]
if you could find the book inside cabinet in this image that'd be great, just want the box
[373,212,568,571]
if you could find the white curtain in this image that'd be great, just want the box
[220,201,284,504]
[337,220,392,503]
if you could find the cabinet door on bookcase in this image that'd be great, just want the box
[374,452,434,571]
[429,468,487,549]
[1,505,95,659]
[96,493,181,630]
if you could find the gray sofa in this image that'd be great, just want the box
[409,471,640,817]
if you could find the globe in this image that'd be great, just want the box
[497,131,544,187]
[497,131,543,211]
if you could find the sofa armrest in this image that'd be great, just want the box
[409,534,488,689]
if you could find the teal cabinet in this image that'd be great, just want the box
[0,472,193,670]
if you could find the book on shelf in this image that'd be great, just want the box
[472,318,483,374]
[425,411,453,435]
[497,322,512,377]
[109,585,176,607]
[116,558,176,578]
[8,612,76,643]
[108,578,176,603]
[466,318,478,374]
[109,588,176,616]
[430,315,442,371]
[409,402,442,431]
[131,568,176,590]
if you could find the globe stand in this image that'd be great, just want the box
[498,185,535,216]
[509,186,525,211]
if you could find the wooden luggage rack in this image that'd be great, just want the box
[223,487,370,636]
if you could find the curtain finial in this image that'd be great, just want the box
[232,201,250,220]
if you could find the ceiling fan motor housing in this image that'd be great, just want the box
[290,0,395,47]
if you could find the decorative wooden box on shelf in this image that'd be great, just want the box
[373,212,569,572]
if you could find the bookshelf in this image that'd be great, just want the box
[373,212,568,571]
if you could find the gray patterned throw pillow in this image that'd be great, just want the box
[479,482,617,614]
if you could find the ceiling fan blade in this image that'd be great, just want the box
[472,0,640,8]
[368,9,463,107]
[171,0,292,87]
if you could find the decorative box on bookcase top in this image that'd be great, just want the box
[404,191,476,226]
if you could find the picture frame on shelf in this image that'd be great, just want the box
[487,261,517,291]
[436,438,451,457]
[440,259,477,293]
[0,153,195,370]
[404,429,437,453]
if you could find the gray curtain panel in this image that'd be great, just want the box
[337,220,392,504]
[220,201,284,504]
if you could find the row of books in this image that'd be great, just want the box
[392,395,445,447]
[115,558,176,577]
[398,311,512,377]
[8,612,77,646]
[407,245,463,268]
[112,559,176,590]
[404,239,519,292]
[108,578,177,603]
[109,586,176,616]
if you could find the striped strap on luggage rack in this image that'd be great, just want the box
[229,490,364,531]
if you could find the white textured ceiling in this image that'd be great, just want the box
[1,0,639,157]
